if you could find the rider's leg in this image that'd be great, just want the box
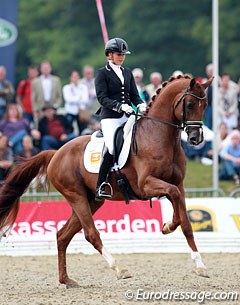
[95,150,114,199]
[97,115,128,199]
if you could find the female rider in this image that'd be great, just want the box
[95,37,147,199]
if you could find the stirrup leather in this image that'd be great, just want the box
[96,182,113,199]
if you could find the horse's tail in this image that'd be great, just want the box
[0,150,56,235]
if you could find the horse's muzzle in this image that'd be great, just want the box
[187,127,204,146]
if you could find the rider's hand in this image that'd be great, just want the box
[121,104,134,114]
[137,103,147,114]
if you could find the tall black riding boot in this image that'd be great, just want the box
[95,151,114,199]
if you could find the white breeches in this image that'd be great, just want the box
[101,115,128,154]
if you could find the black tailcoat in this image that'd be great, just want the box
[95,63,143,119]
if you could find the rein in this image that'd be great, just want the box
[137,113,184,129]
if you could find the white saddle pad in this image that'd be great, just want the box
[84,126,133,173]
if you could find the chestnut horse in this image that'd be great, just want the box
[0,75,213,288]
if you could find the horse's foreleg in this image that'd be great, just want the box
[69,197,132,280]
[141,176,181,233]
[101,246,132,279]
[180,206,208,277]
[177,185,208,277]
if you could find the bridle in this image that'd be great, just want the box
[132,87,207,155]
[137,87,207,131]
[174,87,207,131]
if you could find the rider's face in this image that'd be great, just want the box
[110,52,126,65]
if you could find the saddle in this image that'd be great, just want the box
[84,115,140,203]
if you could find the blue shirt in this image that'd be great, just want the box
[220,143,240,168]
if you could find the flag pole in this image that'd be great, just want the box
[212,0,219,194]
[96,0,109,44]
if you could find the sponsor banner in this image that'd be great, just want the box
[1,198,240,256]
[0,18,18,47]
[9,199,162,238]
[161,197,240,233]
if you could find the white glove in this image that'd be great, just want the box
[121,104,134,114]
[137,103,147,114]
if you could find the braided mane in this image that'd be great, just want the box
[147,74,191,112]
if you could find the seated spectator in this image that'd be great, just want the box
[18,135,40,158]
[63,70,90,135]
[208,122,230,159]
[38,104,76,150]
[219,129,240,185]
[81,115,101,136]
[217,122,231,150]
[0,104,41,155]
[181,125,214,163]
[0,135,13,183]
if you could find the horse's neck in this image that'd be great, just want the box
[148,99,178,127]
[137,116,181,152]
[149,80,188,124]
[141,92,182,150]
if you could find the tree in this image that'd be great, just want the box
[112,0,212,81]
[16,0,240,86]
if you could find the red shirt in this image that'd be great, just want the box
[17,79,32,113]
[47,119,65,140]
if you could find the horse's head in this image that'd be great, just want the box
[174,77,213,146]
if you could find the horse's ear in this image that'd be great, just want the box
[189,78,196,90]
[202,76,214,90]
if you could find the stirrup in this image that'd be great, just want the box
[96,182,113,199]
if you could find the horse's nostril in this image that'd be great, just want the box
[188,134,201,145]
[189,135,204,146]
[189,136,197,142]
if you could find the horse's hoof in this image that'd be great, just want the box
[194,268,209,278]
[117,268,132,280]
[66,280,80,289]
[162,222,173,235]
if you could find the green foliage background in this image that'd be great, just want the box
[16,0,240,85]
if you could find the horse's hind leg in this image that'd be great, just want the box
[57,211,82,288]
[81,199,132,280]
[64,195,131,283]
[57,200,105,288]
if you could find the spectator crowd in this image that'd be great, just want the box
[1,61,240,185]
